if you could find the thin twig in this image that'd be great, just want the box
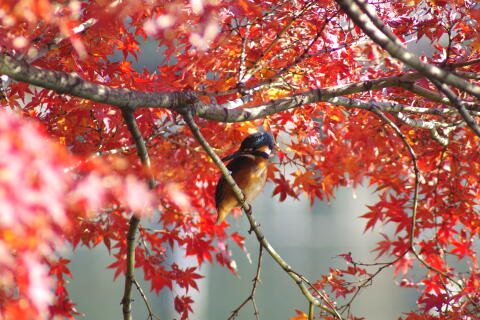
[228,244,263,320]
[133,279,161,320]
[241,0,317,83]
[369,107,471,296]
[338,255,400,315]
[368,108,420,246]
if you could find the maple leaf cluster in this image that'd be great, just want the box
[0,0,480,319]
[0,109,153,319]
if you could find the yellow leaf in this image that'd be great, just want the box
[266,87,289,100]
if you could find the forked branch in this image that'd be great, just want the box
[335,0,480,137]
[228,245,263,320]
[2,54,478,126]
[335,0,480,99]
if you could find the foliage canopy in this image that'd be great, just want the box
[0,0,480,319]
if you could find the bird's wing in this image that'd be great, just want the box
[214,175,226,209]
[214,156,249,209]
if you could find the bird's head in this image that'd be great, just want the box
[222,132,275,162]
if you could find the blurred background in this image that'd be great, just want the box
[66,184,418,319]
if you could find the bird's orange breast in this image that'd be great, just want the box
[215,155,269,223]
[236,156,268,201]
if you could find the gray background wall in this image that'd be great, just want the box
[67,184,417,319]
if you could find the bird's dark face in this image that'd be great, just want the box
[239,132,274,152]
[222,132,275,161]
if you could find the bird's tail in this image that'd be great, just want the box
[216,208,229,224]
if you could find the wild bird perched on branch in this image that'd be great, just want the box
[215,132,275,223]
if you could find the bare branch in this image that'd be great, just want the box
[453,70,480,80]
[391,112,449,130]
[0,54,196,111]
[335,0,480,137]
[330,96,456,144]
[429,127,454,146]
[450,58,480,68]
[328,96,451,116]
[2,53,478,126]
[353,0,402,46]
[391,111,455,145]
[335,0,480,99]
[120,109,156,320]
[238,24,251,82]
[308,302,314,320]
[121,214,141,320]
[228,244,263,320]
[430,78,480,137]
[198,73,424,122]
[133,279,161,320]
[368,108,420,247]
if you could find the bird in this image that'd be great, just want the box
[215,132,275,224]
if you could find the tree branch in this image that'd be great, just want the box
[398,82,479,111]
[198,73,425,122]
[308,302,315,320]
[0,54,434,121]
[429,78,480,137]
[391,111,455,145]
[328,96,453,116]
[133,279,161,320]
[3,53,479,125]
[335,0,480,137]
[228,244,263,320]
[121,215,141,320]
[369,107,477,310]
[0,54,196,111]
[335,0,480,99]
[120,109,156,320]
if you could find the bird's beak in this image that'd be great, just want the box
[221,150,244,162]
